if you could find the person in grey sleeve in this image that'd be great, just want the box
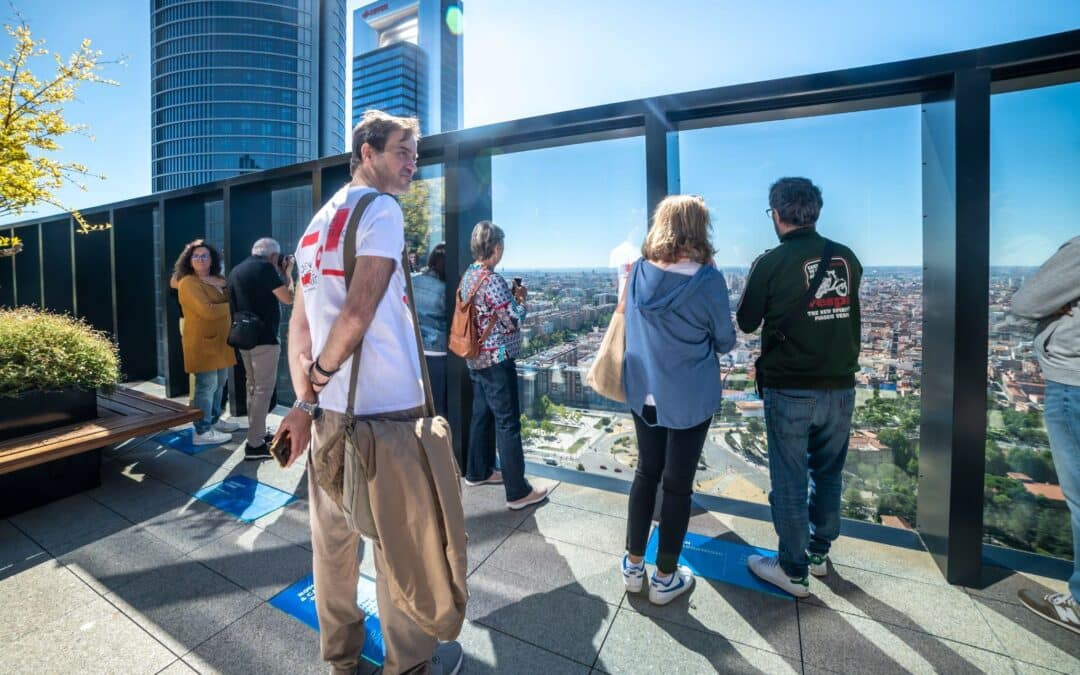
[1011,235,1080,635]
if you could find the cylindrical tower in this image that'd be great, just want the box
[151,0,345,193]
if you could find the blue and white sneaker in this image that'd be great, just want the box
[622,554,646,593]
[648,565,694,605]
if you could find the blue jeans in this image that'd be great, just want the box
[1044,379,1080,601]
[192,368,228,434]
[763,387,855,578]
[467,359,532,502]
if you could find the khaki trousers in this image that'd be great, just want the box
[240,344,280,447]
[308,412,437,675]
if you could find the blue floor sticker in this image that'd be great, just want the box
[270,572,384,666]
[194,475,296,522]
[154,428,213,455]
[645,529,795,600]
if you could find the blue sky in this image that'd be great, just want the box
[3,0,1079,266]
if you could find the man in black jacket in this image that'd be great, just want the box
[736,177,862,597]
[227,237,294,460]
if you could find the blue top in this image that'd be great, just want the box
[623,258,737,429]
[411,270,447,354]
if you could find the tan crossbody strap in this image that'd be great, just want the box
[340,191,435,421]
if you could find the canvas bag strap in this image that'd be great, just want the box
[341,190,387,424]
[400,249,436,418]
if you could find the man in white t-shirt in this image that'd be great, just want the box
[275,110,462,675]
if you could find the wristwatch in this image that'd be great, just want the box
[293,399,322,420]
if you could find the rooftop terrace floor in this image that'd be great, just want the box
[2,395,1078,674]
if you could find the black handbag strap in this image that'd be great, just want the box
[341,191,435,422]
[756,239,836,386]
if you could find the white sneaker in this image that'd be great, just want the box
[213,419,241,433]
[192,429,231,446]
[748,554,810,597]
[648,566,694,605]
[622,554,646,593]
[807,552,829,578]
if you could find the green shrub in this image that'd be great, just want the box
[0,307,119,397]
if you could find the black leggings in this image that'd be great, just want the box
[625,406,711,574]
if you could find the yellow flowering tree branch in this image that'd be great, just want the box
[0,20,119,231]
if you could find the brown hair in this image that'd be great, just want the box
[173,239,223,280]
[350,109,421,173]
[641,195,715,264]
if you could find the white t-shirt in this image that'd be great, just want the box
[295,185,424,415]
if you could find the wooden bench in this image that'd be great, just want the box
[0,387,202,475]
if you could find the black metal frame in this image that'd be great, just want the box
[3,29,1079,585]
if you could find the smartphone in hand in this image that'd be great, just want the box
[268,429,292,468]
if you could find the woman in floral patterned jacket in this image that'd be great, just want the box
[460,221,549,511]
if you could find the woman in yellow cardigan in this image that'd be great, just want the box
[174,239,238,445]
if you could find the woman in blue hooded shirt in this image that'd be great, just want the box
[620,195,736,605]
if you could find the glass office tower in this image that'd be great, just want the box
[151,0,347,193]
[352,0,463,135]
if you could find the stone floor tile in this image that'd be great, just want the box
[963,565,1070,607]
[0,559,101,643]
[89,464,193,523]
[457,619,591,674]
[57,526,186,595]
[104,557,262,658]
[2,597,176,675]
[466,562,616,666]
[548,482,630,519]
[158,659,199,674]
[517,501,627,555]
[481,530,626,605]
[124,446,231,495]
[805,563,1003,653]
[140,499,244,555]
[252,498,312,551]
[971,595,1080,674]
[621,574,801,660]
[0,519,50,581]
[188,525,312,600]
[464,518,515,576]
[1014,660,1077,675]
[594,609,802,675]
[821,535,945,586]
[8,493,130,554]
[461,478,560,531]
[187,603,324,675]
[799,603,1020,675]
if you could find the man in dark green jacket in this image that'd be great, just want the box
[737,177,862,597]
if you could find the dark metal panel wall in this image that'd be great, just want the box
[72,218,115,335]
[0,228,14,308]
[918,69,992,585]
[41,219,75,315]
[12,224,41,308]
[161,197,207,398]
[113,206,159,381]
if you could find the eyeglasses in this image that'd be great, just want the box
[192,254,210,261]
[765,208,774,219]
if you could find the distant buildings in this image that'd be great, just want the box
[151,0,347,192]
[351,0,463,135]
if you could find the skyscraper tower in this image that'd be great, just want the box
[151,0,347,193]
[352,0,463,135]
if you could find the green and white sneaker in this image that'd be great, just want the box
[748,554,810,598]
[807,552,829,578]
[1018,590,1080,635]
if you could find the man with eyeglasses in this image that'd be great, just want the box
[737,177,863,597]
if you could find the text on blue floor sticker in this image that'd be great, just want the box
[154,428,212,455]
[270,572,384,666]
[194,475,296,523]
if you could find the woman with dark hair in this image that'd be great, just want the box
[460,222,549,511]
[174,239,237,445]
[412,242,449,417]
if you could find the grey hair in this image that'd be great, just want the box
[769,177,823,228]
[251,237,281,257]
[470,221,505,261]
